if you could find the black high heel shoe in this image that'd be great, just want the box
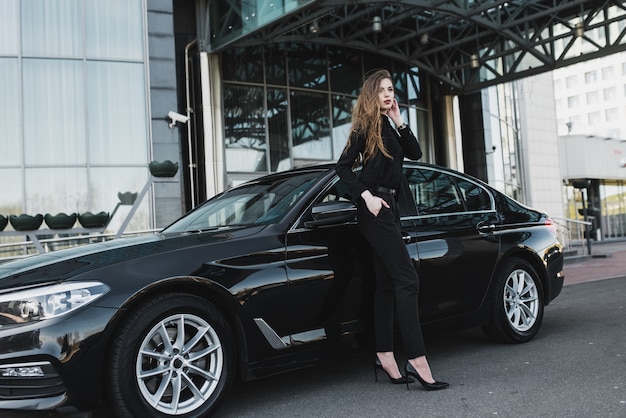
[374,357,412,384]
[404,361,449,391]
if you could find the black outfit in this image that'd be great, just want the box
[335,115,425,358]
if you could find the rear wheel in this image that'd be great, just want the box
[482,257,544,343]
[106,293,234,417]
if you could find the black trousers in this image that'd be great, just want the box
[357,191,426,358]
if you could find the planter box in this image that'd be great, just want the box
[45,213,77,230]
[9,214,44,231]
[77,212,110,228]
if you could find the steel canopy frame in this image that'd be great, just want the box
[201,0,626,93]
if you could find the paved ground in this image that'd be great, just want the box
[563,239,626,285]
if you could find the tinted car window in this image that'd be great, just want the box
[164,173,320,232]
[455,178,492,211]
[403,167,493,215]
[404,168,464,215]
[321,178,353,203]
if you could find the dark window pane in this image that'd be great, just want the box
[363,52,391,80]
[288,44,328,90]
[224,84,267,172]
[266,44,287,85]
[328,47,361,95]
[407,66,423,106]
[456,178,492,211]
[222,46,263,83]
[290,90,331,161]
[405,168,464,215]
[267,88,290,172]
[209,0,243,46]
[331,94,354,160]
[392,62,407,104]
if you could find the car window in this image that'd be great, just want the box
[455,178,492,211]
[164,173,320,232]
[404,168,464,215]
[403,167,492,216]
[320,179,353,203]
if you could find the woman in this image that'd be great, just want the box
[335,69,448,391]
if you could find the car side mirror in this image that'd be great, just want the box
[304,201,357,228]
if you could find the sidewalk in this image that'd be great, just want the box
[563,239,626,285]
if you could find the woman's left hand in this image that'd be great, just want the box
[388,99,403,126]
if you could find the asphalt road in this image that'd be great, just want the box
[213,276,626,418]
[5,275,626,418]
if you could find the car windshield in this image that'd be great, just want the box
[163,172,321,233]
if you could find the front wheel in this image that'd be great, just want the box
[482,257,544,343]
[106,293,234,417]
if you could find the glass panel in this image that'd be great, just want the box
[87,61,148,165]
[267,88,290,172]
[22,0,83,57]
[290,90,331,161]
[319,178,353,203]
[406,108,432,163]
[221,46,263,83]
[165,172,320,232]
[331,94,354,160]
[23,59,86,165]
[209,0,243,46]
[601,181,626,238]
[328,47,362,96]
[0,0,19,55]
[393,62,407,104]
[455,178,492,211]
[24,167,88,214]
[288,44,328,90]
[405,169,464,215]
[90,167,150,233]
[224,84,267,172]
[406,66,423,107]
[0,59,21,165]
[363,53,391,79]
[0,168,22,215]
[85,0,144,60]
[208,0,315,50]
[265,44,287,85]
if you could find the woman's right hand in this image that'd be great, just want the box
[361,190,390,217]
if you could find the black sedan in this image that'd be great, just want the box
[0,162,563,417]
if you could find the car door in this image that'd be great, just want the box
[284,177,376,346]
[401,166,501,322]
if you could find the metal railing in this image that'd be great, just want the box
[0,229,160,263]
[552,217,594,256]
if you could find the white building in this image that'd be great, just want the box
[552,51,626,240]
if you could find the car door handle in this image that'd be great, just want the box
[477,222,496,233]
[401,233,412,244]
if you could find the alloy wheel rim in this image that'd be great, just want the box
[136,313,223,415]
[503,269,539,332]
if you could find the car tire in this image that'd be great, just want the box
[482,257,544,343]
[106,293,234,417]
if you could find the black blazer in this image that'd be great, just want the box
[335,116,422,202]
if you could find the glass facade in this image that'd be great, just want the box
[0,0,151,250]
[484,82,523,201]
[209,0,316,50]
[221,43,431,186]
[564,181,626,240]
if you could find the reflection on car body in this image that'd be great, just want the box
[0,162,563,417]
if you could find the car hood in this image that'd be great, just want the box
[0,225,268,289]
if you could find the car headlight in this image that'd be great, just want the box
[0,281,109,326]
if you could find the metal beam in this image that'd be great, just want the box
[203,0,626,93]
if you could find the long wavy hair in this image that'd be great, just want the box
[343,69,393,165]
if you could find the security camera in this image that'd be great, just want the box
[168,111,190,128]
